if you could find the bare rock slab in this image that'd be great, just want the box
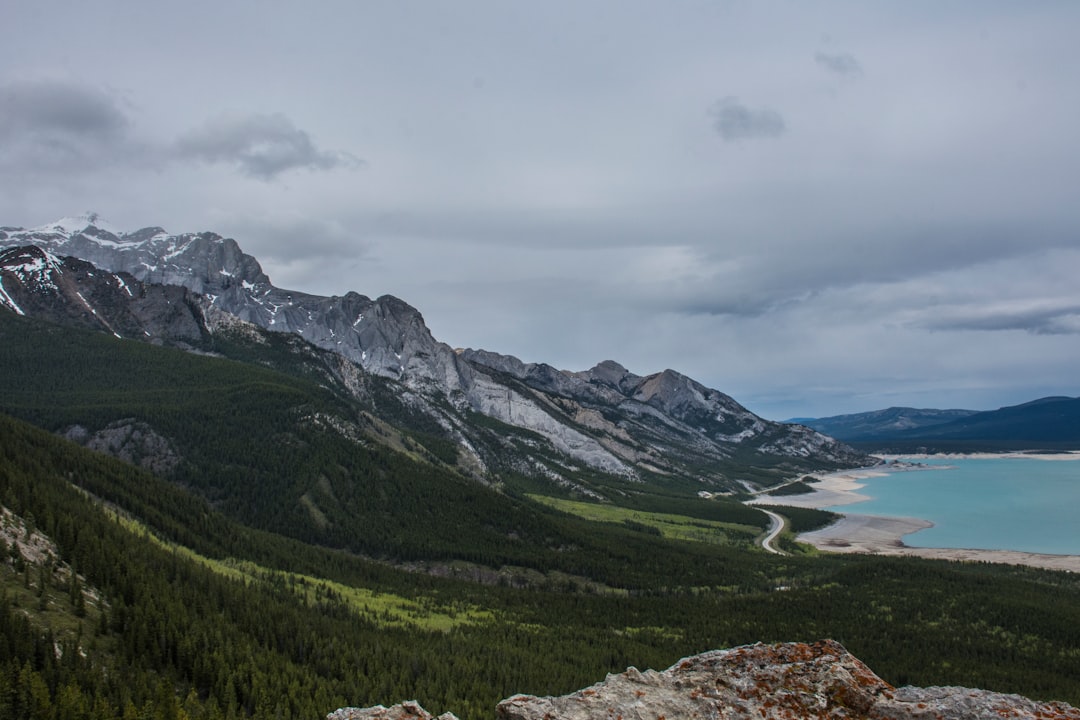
[494,640,1080,720]
[328,700,458,720]
[330,641,1078,719]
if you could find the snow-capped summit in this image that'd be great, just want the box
[33,212,124,240]
[0,217,457,390]
[1,216,271,293]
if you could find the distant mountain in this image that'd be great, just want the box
[1,214,870,492]
[794,407,978,441]
[888,396,1080,447]
[797,399,1080,451]
[1,215,444,383]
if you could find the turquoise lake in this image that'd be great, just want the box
[825,457,1080,555]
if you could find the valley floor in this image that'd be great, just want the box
[760,464,1080,573]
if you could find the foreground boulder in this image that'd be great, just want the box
[331,640,1080,720]
[328,700,458,720]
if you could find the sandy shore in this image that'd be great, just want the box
[799,513,1080,572]
[748,468,887,509]
[877,451,1080,462]
[754,462,1080,573]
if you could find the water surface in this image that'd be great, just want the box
[826,457,1080,555]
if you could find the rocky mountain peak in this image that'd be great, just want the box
[122,226,169,243]
[588,359,631,380]
[457,348,531,378]
[632,367,697,403]
[330,640,1080,720]
[0,245,62,285]
[574,359,642,394]
[370,294,426,325]
[32,212,121,238]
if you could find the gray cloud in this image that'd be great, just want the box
[0,83,359,183]
[175,113,361,180]
[709,97,786,142]
[0,80,132,169]
[220,215,367,264]
[814,51,862,77]
[919,304,1080,335]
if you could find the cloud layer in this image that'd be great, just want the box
[814,51,862,77]
[0,80,132,169]
[0,80,358,181]
[710,97,786,142]
[176,113,361,179]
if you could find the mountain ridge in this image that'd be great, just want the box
[795,398,1080,450]
[1,214,871,491]
[793,407,980,441]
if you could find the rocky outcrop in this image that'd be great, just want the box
[63,419,181,475]
[332,641,1079,720]
[328,701,458,720]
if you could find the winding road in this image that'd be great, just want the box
[759,509,788,555]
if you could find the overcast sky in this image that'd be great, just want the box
[3,1,1079,419]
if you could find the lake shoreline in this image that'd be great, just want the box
[752,457,1080,573]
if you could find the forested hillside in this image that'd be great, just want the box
[0,311,774,585]
[4,312,1080,719]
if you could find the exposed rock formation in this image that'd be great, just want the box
[0,217,464,389]
[331,641,1080,720]
[328,701,458,720]
[63,419,181,475]
[0,245,208,345]
[463,354,870,483]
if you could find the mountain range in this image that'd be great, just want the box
[0,214,868,495]
[790,407,981,442]
[796,398,1080,451]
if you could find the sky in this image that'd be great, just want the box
[2,1,1079,420]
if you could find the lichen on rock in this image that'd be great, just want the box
[331,641,1080,720]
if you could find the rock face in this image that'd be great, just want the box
[498,640,1080,720]
[0,245,209,344]
[332,641,1080,720]
[0,216,465,391]
[462,354,870,485]
[63,419,181,475]
[2,215,873,491]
